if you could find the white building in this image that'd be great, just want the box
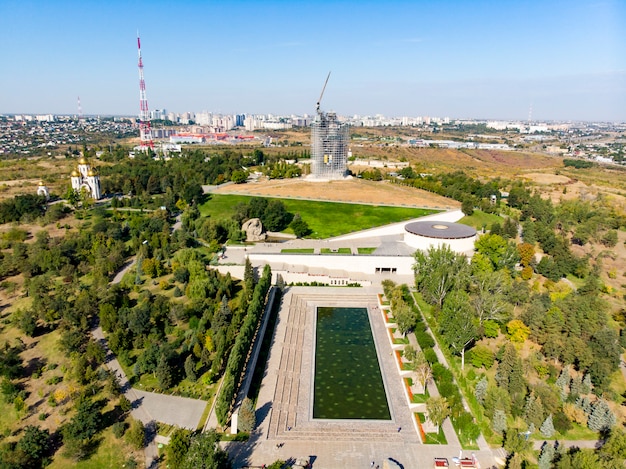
[70,157,101,199]
[238,210,473,285]
[36,181,50,200]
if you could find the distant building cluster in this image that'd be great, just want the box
[0,116,135,155]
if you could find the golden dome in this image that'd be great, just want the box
[38,181,45,186]
[78,157,87,164]
[87,169,96,176]
[71,170,79,177]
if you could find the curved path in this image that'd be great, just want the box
[92,212,205,468]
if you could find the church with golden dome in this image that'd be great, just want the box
[70,157,101,200]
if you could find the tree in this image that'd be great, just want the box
[14,308,38,337]
[409,351,432,392]
[599,427,626,462]
[496,343,526,397]
[506,319,530,343]
[492,409,507,434]
[540,414,555,438]
[61,397,102,459]
[475,377,488,405]
[289,214,311,238]
[262,200,291,231]
[474,233,519,271]
[64,187,80,208]
[426,396,450,433]
[524,394,545,429]
[468,345,494,369]
[517,242,535,267]
[414,245,470,308]
[394,301,417,335]
[182,183,203,204]
[156,354,174,390]
[16,425,50,468]
[184,355,197,382]
[440,290,476,370]
[167,428,191,469]
[538,442,556,469]
[243,257,255,300]
[125,418,145,449]
[503,425,531,454]
[182,430,232,469]
[507,453,526,469]
[601,230,618,247]
[461,198,474,216]
[230,170,248,184]
[587,399,616,432]
[238,397,256,433]
[471,270,510,325]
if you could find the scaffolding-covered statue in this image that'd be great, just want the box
[309,72,349,180]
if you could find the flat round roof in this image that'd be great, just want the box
[405,221,476,239]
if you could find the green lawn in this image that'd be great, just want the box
[459,210,501,230]
[357,247,377,254]
[425,427,448,445]
[320,247,352,254]
[199,194,438,239]
[281,248,314,254]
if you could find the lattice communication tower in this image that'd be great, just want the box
[77,96,83,121]
[137,34,154,151]
[311,72,348,180]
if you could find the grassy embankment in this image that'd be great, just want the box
[199,194,438,239]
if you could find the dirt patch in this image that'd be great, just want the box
[522,173,572,185]
[213,177,460,209]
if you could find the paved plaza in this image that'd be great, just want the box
[226,287,499,469]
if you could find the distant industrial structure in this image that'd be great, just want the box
[309,73,349,180]
[136,34,154,151]
[70,157,101,199]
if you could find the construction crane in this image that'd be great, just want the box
[316,71,331,115]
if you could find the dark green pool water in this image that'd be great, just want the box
[313,307,391,420]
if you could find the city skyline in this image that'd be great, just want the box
[1,0,625,122]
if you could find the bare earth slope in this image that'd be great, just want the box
[212,177,460,209]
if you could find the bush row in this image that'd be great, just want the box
[215,265,272,426]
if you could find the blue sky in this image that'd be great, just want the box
[1,0,625,121]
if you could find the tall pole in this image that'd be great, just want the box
[137,33,154,151]
[77,96,83,122]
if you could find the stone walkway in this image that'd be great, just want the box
[92,325,208,467]
[225,287,500,469]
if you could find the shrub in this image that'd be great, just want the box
[112,422,127,438]
[553,410,572,434]
[119,396,132,413]
[415,330,435,349]
[125,419,145,449]
[483,320,500,338]
[432,363,453,384]
[521,266,533,280]
[468,345,494,369]
[423,348,438,365]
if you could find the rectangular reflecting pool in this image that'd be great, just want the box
[313,306,391,420]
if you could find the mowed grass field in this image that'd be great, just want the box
[199,194,438,239]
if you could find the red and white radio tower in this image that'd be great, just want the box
[137,33,154,151]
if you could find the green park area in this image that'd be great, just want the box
[199,194,437,239]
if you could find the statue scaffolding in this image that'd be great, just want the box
[310,72,349,180]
